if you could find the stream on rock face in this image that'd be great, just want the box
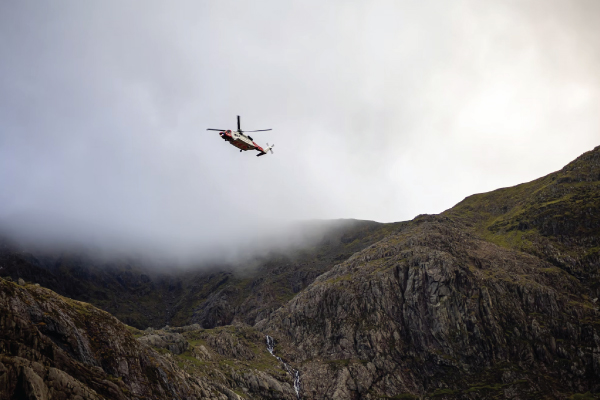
[266,335,301,399]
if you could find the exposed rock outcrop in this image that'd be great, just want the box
[137,332,189,355]
[260,217,600,398]
[256,146,600,399]
[0,278,297,399]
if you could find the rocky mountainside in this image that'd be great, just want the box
[0,277,302,399]
[1,145,599,399]
[258,145,600,399]
[445,146,600,295]
[260,215,599,398]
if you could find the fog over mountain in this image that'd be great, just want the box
[1,1,599,259]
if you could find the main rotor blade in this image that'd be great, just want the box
[243,129,272,132]
[237,115,241,131]
[207,129,227,131]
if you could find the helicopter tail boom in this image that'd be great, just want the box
[256,143,274,157]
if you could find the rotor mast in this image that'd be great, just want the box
[206,115,272,134]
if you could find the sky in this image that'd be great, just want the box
[0,0,599,258]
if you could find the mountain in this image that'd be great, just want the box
[1,145,599,399]
[445,145,600,291]
[258,145,600,398]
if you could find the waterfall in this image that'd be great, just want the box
[266,335,301,399]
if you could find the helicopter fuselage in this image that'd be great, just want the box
[220,130,265,152]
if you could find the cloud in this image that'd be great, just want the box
[0,0,598,259]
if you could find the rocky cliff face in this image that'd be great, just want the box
[260,216,599,398]
[0,278,299,399]
[258,146,600,399]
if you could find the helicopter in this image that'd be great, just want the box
[207,116,274,157]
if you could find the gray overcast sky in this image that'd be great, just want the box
[1,1,599,257]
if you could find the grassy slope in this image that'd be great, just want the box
[443,145,600,294]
